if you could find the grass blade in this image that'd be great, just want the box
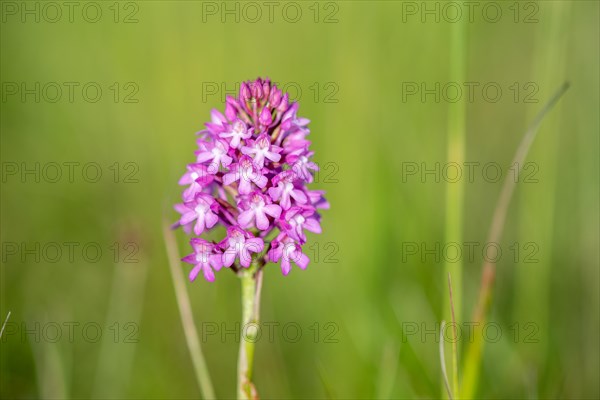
[439,321,453,400]
[0,311,11,339]
[163,218,216,399]
[461,82,570,398]
[448,273,459,398]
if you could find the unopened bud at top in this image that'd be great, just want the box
[277,93,289,113]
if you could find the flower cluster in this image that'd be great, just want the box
[175,78,328,282]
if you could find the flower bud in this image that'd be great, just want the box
[259,107,273,126]
[225,101,237,121]
[262,80,271,99]
[269,88,282,108]
[255,82,264,99]
[277,93,289,113]
[240,82,251,101]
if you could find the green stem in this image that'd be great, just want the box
[445,14,466,400]
[237,263,262,399]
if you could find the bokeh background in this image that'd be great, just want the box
[1,1,598,399]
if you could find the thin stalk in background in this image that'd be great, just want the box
[30,329,68,399]
[460,82,570,399]
[447,273,459,398]
[163,219,216,400]
[0,311,11,338]
[514,1,571,376]
[444,14,467,399]
[440,273,460,399]
[237,263,262,400]
[93,240,148,398]
[439,321,453,400]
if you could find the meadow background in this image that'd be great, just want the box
[1,1,599,399]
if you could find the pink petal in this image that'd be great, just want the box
[240,249,252,267]
[281,258,291,275]
[189,265,202,281]
[255,210,269,230]
[205,162,220,175]
[225,102,236,120]
[246,238,265,253]
[230,136,241,148]
[210,255,223,271]
[238,210,254,228]
[304,219,322,234]
[211,109,227,124]
[252,154,265,168]
[180,210,196,225]
[291,190,307,203]
[174,203,187,213]
[223,172,237,185]
[266,151,281,162]
[193,217,205,235]
[222,249,237,267]
[196,152,214,163]
[203,266,215,282]
[295,252,309,270]
[268,247,283,263]
[182,254,196,264]
[268,186,283,202]
[221,155,233,166]
[205,212,218,228]
[179,173,192,185]
[280,193,291,210]
[263,204,282,218]
[254,175,267,188]
[238,179,252,194]
[241,146,253,155]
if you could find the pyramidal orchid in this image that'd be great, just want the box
[173,77,327,399]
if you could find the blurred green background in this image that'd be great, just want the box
[1,1,598,399]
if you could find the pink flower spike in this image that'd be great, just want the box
[174,77,328,283]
